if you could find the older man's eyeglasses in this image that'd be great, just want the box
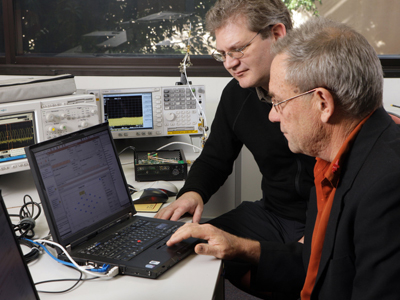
[271,89,317,113]
[212,30,261,62]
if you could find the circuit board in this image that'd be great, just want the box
[134,149,187,181]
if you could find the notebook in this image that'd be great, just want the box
[25,122,197,279]
[0,190,41,299]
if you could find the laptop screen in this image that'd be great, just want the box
[0,191,40,300]
[26,123,134,246]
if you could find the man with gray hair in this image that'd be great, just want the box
[169,17,400,299]
[267,17,400,299]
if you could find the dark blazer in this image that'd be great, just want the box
[303,107,400,299]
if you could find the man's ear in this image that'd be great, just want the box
[271,23,286,41]
[315,88,335,123]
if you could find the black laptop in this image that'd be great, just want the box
[0,190,40,299]
[25,123,197,279]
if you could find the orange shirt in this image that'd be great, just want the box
[301,114,372,300]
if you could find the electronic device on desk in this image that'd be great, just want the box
[0,74,76,103]
[141,180,178,196]
[134,149,187,182]
[98,85,206,139]
[132,188,169,204]
[132,181,179,204]
[0,94,99,175]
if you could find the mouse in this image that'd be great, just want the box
[140,180,178,197]
[131,188,169,204]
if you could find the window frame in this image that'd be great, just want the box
[0,56,229,77]
[380,56,400,78]
[0,0,399,78]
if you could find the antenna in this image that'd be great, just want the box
[176,23,193,86]
[175,23,209,145]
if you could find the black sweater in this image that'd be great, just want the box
[178,78,315,224]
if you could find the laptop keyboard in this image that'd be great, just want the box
[80,220,180,261]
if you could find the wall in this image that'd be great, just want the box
[382,78,400,114]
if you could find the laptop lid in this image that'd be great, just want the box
[25,123,197,279]
[25,123,135,249]
[0,190,40,300]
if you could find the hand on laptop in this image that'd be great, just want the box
[155,191,204,222]
[166,223,261,264]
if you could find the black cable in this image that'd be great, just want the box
[7,193,42,262]
[20,194,42,220]
[127,184,137,195]
[119,146,138,193]
[10,194,41,238]
[19,238,41,263]
[34,266,99,294]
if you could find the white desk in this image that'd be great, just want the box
[0,162,223,300]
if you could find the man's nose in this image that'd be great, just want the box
[268,105,280,123]
[223,55,240,69]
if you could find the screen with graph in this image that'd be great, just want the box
[103,92,153,131]
[0,112,37,164]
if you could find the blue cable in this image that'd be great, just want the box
[23,238,111,273]
[88,264,110,272]
[23,238,75,268]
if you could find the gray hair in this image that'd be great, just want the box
[205,0,292,39]
[272,17,383,118]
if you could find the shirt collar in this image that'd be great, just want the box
[317,111,374,187]
[255,87,271,104]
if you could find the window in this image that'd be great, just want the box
[0,0,399,77]
[3,0,223,76]
[16,0,212,57]
[297,0,400,78]
[313,0,400,78]
[314,0,398,55]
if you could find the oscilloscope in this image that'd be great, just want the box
[98,85,206,139]
[0,94,99,175]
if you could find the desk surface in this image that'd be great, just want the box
[0,160,223,300]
